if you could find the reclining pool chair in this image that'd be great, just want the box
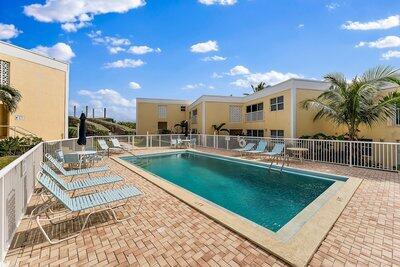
[98,139,123,155]
[45,153,109,179]
[245,140,268,156]
[233,142,256,157]
[35,173,143,244]
[41,162,122,192]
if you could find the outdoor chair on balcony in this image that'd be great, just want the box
[170,139,183,149]
[35,173,143,244]
[45,153,109,180]
[233,142,256,157]
[98,139,124,156]
[41,162,123,192]
[245,140,268,157]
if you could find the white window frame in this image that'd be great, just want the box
[245,102,264,122]
[270,96,284,111]
[270,129,284,138]
[158,105,167,119]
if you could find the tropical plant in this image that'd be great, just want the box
[174,120,188,134]
[0,136,42,157]
[243,82,269,96]
[0,84,22,113]
[118,121,136,129]
[302,66,400,140]
[212,123,230,135]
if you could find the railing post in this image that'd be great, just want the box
[312,140,315,162]
[132,135,135,147]
[146,132,149,148]
[159,135,161,147]
[349,142,353,167]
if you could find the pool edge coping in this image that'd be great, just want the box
[113,150,362,267]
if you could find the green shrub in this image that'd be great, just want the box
[68,126,77,138]
[0,136,43,157]
[88,118,134,135]
[118,121,136,129]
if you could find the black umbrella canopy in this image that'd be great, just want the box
[77,112,87,146]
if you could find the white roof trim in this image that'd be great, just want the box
[0,41,68,72]
[136,98,191,105]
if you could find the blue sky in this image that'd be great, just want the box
[0,0,399,121]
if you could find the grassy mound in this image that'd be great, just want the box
[88,118,135,135]
[68,117,109,137]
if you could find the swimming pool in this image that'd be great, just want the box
[121,151,346,232]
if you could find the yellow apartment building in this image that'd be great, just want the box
[136,78,400,142]
[0,41,69,140]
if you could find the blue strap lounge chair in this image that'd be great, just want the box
[98,139,123,155]
[41,162,122,191]
[233,142,256,156]
[263,143,285,157]
[35,173,143,244]
[246,140,268,156]
[45,153,109,178]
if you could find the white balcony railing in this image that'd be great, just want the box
[245,111,263,122]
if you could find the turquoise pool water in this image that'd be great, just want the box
[122,152,338,232]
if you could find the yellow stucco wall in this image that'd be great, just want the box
[204,102,243,134]
[136,101,188,135]
[188,103,202,134]
[242,89,292,137]
[0,52,67,140]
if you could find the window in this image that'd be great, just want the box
[247,129,264,137]
[0,60,10,86]
[270,96,284,111]
[229,105,242,123]
[270,130,284,138]
[158,122,167,130]
[396,105,400,126]
[245,102,263,122]
[190,109,198,124]
[158,105,167,119]
[180,106,186,111]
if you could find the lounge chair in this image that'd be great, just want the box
[41,162,122,192]
[110,138,132,151]
[45,153,109,179]
[246,140,268,156]
[263,143,285,159]
[170,139,183,149]
[98,139,123,155]
[35,173,143,244]
[233,142,256,156]
[55,150,82,167]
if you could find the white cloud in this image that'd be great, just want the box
[231,70,303,88]
[104,59,145,68]
[129,81,141,89]
[128,45,161,55]
[198,0,237,5]
[202,55,226,61]
[182,83,205,90]
[24,0,146,32]
[77,88,136,120]
[326,2,339,10]
[212,72,223,78]
[229,65,250,76]
[190,40,218,53]
[342,15,400,30]
[297,24,304,29]
[356,36,400,49]
[381,50,400,60]
[88,30,131,54]
[31,42,75,62]
[0,23,22,40]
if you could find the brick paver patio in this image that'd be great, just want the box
[4,147,400,266]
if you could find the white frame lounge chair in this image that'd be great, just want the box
[263,143,285,159]
[35,173,143,244]
[98,139,123,155]
[45,153,109,180]
[233,142,256,157]
[110,138,132,151]
[246,140,268,157]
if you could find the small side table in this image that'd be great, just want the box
[286,147,309,163]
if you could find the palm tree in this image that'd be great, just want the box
[302,66,400,140]
[0,85,22,113]
[174,120,188,135]
[212,123,230,135]
[244,82,269,96]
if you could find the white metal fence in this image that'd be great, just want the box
[1,133,399,263]
[0,143,43,262]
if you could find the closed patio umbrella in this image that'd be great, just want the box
[77,112,87,146]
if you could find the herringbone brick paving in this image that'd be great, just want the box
[4,147,400,266]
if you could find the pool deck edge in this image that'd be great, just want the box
[112,151,362,267]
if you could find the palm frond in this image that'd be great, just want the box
[0,85,22,113]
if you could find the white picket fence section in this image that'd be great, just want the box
[1,133,399,263]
